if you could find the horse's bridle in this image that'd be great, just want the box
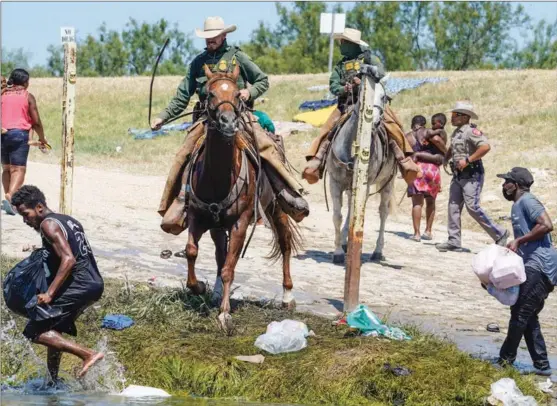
[205,77,242,132]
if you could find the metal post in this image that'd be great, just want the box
[328,13,336,73]
[343,71,385,313]
[59,40,76,215]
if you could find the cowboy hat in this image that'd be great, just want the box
[333,28,368,47]
[195,16,237,39]
[448,101,479,120]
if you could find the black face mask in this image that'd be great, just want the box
[502,183,517,201]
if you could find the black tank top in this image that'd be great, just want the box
[40,213,101,283]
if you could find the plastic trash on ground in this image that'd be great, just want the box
[346,305,411,341]
[487,284,520,306]
[119,385,171,398]
[254,319,309,354]
[490,250,526,290]
[472,244,509,284]
[487,378,537,406]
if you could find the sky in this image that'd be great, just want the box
[2,1,556,67]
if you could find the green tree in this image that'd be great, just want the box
[508,19,557,68]
[428,2,529,70]
[347,2,415,71]
[1,47,31,76]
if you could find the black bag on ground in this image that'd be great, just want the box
[2,249,61,320]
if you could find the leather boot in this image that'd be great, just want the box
[302,139,330,185]
[265,163,310,222]
[160,191,188,235]
[388,139,421,186]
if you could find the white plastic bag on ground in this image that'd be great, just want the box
[487,284,520,306]
[487,378,537,406]
[254,319,309,355]
[490,249,526,289]
[472,244,509,284]
[119,385,171,398]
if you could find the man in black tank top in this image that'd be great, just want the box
[11,185,104,383]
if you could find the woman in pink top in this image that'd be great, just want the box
[1,69,48,215]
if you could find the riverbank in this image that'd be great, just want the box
[1,255,549,406]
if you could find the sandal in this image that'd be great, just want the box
[409,235,421,242]
[421,233,433,241]
[160,249,172,259]
[174,250,187,258]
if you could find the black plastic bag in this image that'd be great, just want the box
[3,249,61,320]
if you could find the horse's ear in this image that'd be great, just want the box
[203,64,213,80]
[231,63,240,81]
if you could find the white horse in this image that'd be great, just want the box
[325,67,397,264]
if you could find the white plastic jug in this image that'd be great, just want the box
[489,250,526,289]
[472,244,508,284]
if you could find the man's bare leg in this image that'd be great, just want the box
[47,347,63,383]
[35,330,104,378]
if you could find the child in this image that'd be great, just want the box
[406,113,447,241]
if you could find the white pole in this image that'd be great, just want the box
[328,13,336,73]
[59,31,76,215]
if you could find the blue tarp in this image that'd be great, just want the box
[128,122,192,140]
[301,77,448,111]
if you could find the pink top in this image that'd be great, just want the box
[2,88,33,130]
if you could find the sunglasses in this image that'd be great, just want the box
[452,112,467,117]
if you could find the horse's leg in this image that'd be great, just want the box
[185,221,207,295]
[210,228,228,303]
[330,177,345,264]
[370,181,393,262]
[341,187,352,254]
[271,208,296,310]
[218,209,252,333]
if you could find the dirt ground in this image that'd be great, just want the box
[2,161,556,367]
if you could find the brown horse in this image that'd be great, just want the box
[184,64,301,332]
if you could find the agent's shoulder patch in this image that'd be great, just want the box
[472,128,483,136]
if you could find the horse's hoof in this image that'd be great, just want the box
[281,299,296,311]
[218,312,234,335]
[342,244,347,253]
[369,253,385,262]
[190,281,206,296]
[333,253,345,264]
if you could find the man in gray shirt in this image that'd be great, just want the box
[496,167,556,376]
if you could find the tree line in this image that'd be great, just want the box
[2,2,556,78]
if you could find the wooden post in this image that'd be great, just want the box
[343,70,385,313]
[59,28,76,215]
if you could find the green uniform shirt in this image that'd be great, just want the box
[329,48,385,98]
[450,123,489,162]
[159,41,269,122]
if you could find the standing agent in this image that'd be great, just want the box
[1,69,48,215]
[495,167,556,376]
[436,101,508,252]
[11,185,105,382]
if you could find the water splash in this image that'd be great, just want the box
[79,335,127,394]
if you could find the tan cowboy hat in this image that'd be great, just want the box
[448,101,479,120]
[333,28,368,47]
[195,16,237,39]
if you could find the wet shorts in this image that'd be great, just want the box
[1,129,30,166]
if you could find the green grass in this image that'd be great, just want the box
[0,255,550,405]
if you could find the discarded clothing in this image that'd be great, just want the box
[252,110,276,133]
[128,122,192,140]
[101,314,134,330]
[346,304,411,341]
[273,121,314,137]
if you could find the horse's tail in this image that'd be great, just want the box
[266,210,304,264]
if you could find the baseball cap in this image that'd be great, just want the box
[496,167,534,188]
